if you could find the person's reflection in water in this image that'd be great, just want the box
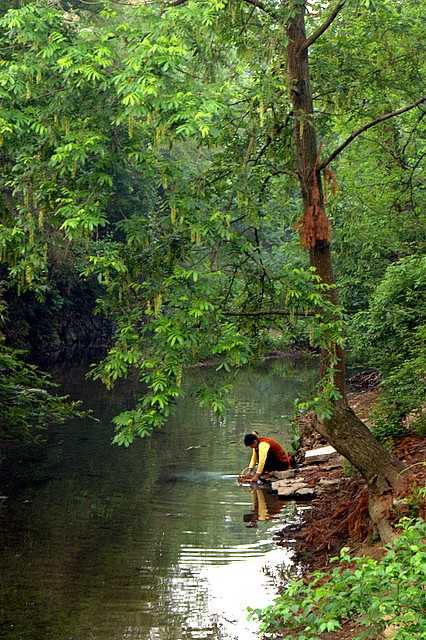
[243,486,284,527]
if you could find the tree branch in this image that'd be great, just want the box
[319,96,426,170]
[260,168,298,195]
[271,166,298,179]
[253,120,286,164]
[241,0,280,20]
[300,0,346,52]
[239,4,258,36]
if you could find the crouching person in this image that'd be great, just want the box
[242,431,291,483]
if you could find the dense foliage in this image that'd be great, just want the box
[350,255,426,440]
[0,0,425,445]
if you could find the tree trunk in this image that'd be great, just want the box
[286,4,405,541]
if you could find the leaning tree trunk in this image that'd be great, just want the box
[286,5,405,541]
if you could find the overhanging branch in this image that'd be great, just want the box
[319,96,426,170]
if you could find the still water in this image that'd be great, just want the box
[0,357,316,640]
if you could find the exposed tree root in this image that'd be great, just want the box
[297,478,369,557]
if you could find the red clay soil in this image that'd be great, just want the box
[272,389,426,640]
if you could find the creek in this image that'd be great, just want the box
[0,356,316,640]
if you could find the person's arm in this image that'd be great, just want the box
[249,449,258,470]
[249,442,270,482]
[252,441,270,478]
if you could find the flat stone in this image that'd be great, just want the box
[276,482,309,498]
[270,478,305,491]
[269,469,297,480]
[304,445,337,464]
[318,478,341,488]
[276,486,300,498]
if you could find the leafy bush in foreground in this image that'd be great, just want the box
[248,517,426,640]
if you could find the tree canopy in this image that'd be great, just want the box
[0,0,425,488]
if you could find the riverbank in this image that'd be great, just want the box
[271,388,426,639]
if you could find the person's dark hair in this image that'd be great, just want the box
[244,432,258,446]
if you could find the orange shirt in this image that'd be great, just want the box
[248,436,289,473]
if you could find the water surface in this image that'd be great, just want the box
[0,357,316,640]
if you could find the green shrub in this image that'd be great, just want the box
[248,517,426,639]
[350,256,426,440]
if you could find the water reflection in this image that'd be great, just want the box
[0,357,316,640]
[243,486,285,526]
